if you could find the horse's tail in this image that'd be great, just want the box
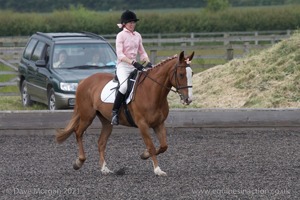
[55,109,80,144]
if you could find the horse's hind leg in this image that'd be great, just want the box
[141,123,168,160]
[73,118,94,170]
[97,115,113,175]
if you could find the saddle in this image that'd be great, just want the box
[101,69,140,127]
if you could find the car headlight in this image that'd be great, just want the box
[60,82,78,91]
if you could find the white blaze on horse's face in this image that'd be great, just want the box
[185,66,193,104]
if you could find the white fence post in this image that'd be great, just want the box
[158,33,161,47]
[255,32,258,45]
[191,32,194,46]
[150,49,157,64]
[223,33,229,45]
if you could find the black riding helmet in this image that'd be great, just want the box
[121,10,139,24]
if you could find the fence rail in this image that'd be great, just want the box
[0,30,293,88]
[0,30,292,47]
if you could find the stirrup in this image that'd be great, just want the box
[111,112,119,125]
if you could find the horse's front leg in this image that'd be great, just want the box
[140,123,168,159]
[139,125,167,176]
[98,121,113,175]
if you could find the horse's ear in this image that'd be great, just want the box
[179,51,185,62]
[188,51,194,61]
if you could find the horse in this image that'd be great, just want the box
[55,51,194,176]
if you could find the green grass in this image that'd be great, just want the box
[0,96,47,110]
[0,85,19,93]
[0,73,45,110]
[0,74,15,82]
[0,64,19,93]
[0,65,14,71]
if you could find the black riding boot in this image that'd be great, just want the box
[111,91,125,125]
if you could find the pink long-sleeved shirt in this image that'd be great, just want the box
[116,28,149,64]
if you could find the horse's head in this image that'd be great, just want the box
[171,51,194,105]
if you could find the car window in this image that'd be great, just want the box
[32,41,46,62]
[52,43,117,68]
[23,38,38,60]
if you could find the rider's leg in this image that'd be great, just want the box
[111,91,125,125]
[112,62,131,125]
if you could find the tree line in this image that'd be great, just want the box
[0,0,298,12]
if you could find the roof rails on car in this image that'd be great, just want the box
[35,31,106,41]
[81,31,106,41]
[36,32,53,40]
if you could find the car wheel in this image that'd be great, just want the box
[48,88,56,110]
[21,81,33,107]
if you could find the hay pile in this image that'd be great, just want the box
[169,31,300,108]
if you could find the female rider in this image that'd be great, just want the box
[111,10,152,125]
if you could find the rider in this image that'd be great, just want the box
[111,10,152,125]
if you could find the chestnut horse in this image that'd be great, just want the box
[55,51,194,176]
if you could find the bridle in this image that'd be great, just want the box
[172,62,193,90]
[140,61,192,98]
[170,62,193,101]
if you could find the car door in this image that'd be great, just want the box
[21,38,39,99]
[30,41,51,103]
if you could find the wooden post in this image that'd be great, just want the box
[158,33,161,47]
[271,35,275,45]
[255,32,258,45]
[150,49,157,64]
[190,32,194,46]
[244,42,250,55]
[226,44,234,61]
[223,33,229,45]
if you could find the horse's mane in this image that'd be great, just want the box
[153,55,178,68]
[138,54,178,84]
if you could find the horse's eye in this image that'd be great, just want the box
[179,73,184,79]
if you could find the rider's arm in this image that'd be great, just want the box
[137,33,150,63]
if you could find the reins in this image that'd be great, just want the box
[102,56,193,105]
[140,70,177,93]
[140,62,192,95]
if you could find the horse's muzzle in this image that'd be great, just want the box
[181,97,192,105]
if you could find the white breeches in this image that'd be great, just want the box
[116,62,135,94]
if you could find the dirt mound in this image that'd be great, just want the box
[169,31,300,108]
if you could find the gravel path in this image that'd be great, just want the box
[1,128,299,199]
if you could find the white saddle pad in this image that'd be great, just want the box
[100,80,135,104]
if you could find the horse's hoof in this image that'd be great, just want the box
[73,158,83,170]
[101,163,113,175]
[73,163,81,170]
[140,149,150,160]
[101,167,113,175]
[154,166,167,176]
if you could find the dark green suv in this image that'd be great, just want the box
[18,32,117,110]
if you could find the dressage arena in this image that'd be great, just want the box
[1,109,300,199]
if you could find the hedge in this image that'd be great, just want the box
[0,5,299,36]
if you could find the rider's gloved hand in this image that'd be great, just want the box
[132,61,144,71]
[145,62,153,68]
